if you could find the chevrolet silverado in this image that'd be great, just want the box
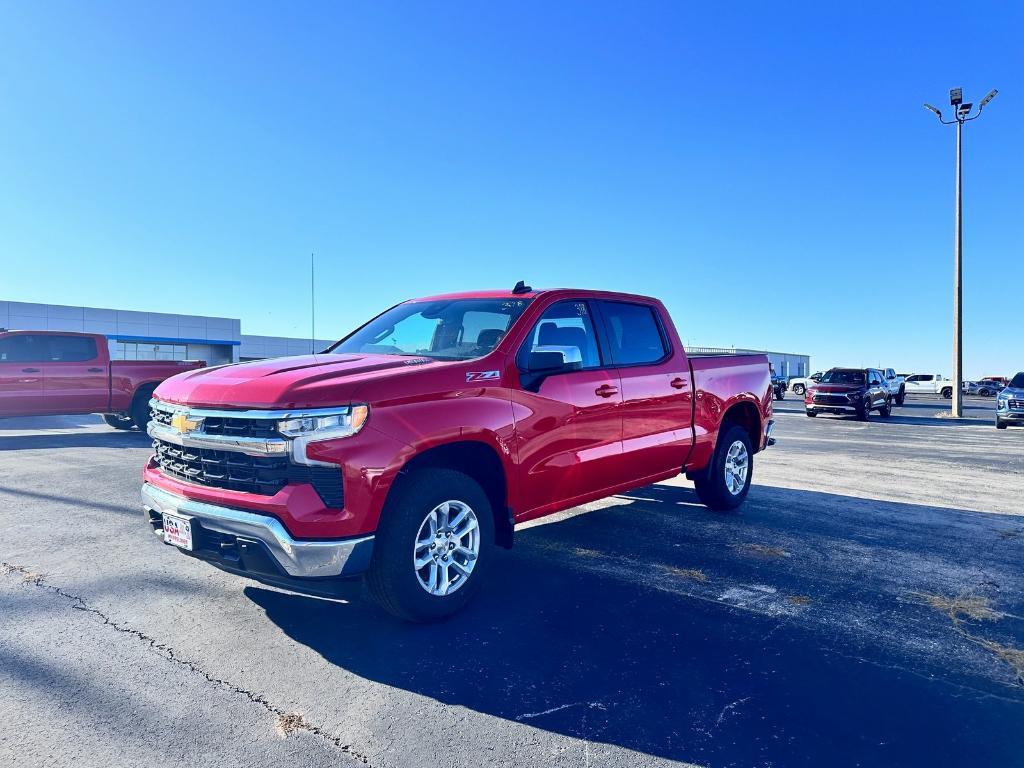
[0,330,203,429]
[141,287,775,620]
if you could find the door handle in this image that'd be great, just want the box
[21,368,41,373]
[87,367,104,373]
[670,377,688,389]
[595,384,619,398]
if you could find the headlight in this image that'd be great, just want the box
[997,396,1009,410]
[277,405,369,439]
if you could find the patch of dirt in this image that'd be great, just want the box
[787,595,811,606]
[274,712,309,738]
[660,566,707,582]
[734,543,790,559]
[916,592,1003,624]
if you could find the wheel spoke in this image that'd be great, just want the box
[438,563,451,594]
[454,546,478,562]
[414,551,434,569]
[453,517,478,539]
[448,505,469,531]
[450,560,472,579]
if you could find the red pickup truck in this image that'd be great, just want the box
[141,287,774,620]
[0,330,204,429]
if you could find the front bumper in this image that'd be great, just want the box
[996,409,1024,422]
[142,483,374,598]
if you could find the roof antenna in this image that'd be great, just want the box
[512,280,532,295]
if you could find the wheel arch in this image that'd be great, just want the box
[392,439,513,549]
[720,399,762,453]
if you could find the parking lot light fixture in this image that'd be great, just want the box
[923,87,998,417]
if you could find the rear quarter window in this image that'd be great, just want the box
[48,336,97,362]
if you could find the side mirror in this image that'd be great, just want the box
[527,345,583,373]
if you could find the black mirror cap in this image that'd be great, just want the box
[528,349,569,372]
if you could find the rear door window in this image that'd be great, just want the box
[47,336,97,362]
[596,301,668,366]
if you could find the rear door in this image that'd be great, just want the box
[905,374,932,394]
[868,369,885,407]
[512,300,624,515]
[595,300,692,479]
[0,334,49,415]
[42,335,109,414]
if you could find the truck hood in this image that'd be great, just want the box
[153,353,435,409]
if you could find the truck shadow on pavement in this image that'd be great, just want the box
[0,431,151,451]
[247,484,1024,768]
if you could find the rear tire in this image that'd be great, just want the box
[895,387,905,406]
[793,384,806,396]
[130,386,156,431]
[941,387,953,399]
[879,397,892,418]
[102,414,135,430]
[693,424,753,511]
[367,468,494,622]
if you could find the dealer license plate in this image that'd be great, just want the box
[162,513,193,551]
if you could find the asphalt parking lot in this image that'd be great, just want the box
[1,394,1022,768]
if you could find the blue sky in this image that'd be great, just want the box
[1,2,1021,376]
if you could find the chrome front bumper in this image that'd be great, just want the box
[141,483,373,579]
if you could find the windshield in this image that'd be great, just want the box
[1011,372,1024,388]
[328,298,532,361]
[820,369,865,385]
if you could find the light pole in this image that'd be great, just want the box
[924,87,997,417]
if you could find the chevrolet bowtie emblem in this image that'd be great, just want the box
[171,412,202,434]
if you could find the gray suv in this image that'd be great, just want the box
[995,372,1024,429]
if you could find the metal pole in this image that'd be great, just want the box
[952,120,963,417]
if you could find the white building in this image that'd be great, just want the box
[0,300,332,365]
[689,346,811,379]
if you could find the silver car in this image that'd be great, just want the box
[964,380,1001,396]
[995,372,1024,429]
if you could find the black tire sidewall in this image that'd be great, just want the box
[131,387,156,430]
[368,468,494,621]
[693,424,753,511]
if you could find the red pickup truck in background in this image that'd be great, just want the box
[0,330,204,430]
[141,287,774,620]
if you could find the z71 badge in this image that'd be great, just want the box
[466,370,501,382]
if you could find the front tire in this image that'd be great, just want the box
[102,414,135,430]
[805,410,817,417]
[996,418,1007,430]
[857,398,871,421]
[367,468,494,622]
[693,424,753,511]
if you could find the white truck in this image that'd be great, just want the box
[883,368,906,406]
[788,372,824,396]
[903,373,955,398]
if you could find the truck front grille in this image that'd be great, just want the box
[152,439,344,507]
[1010,399,1024,410]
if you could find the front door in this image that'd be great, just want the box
[0,334,48,416]
[512,300,624,517]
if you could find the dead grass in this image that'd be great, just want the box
[660,566,707,582]
[915,592,1004,624]
[787,595,811,606]
[734,543,790,559]
[274,712,309,738]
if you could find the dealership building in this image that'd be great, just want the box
[1,299,811,375]
[0,300,334,365]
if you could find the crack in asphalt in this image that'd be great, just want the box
[1,561,374,766]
